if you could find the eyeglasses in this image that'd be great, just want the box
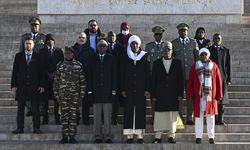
[98,44,107,48]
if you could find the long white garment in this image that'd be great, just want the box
[195,111,215,139]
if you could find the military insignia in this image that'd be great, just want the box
[38,40,44,45]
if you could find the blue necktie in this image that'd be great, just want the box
[26,54,31,64]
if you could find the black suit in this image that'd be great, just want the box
[87,53,117,103]
[151,58,184,111]
[11,51,45,129]
[209,45,231,123]
[39,46,64,123]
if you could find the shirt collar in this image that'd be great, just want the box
[155,40,163,45]
[25,50,33,55]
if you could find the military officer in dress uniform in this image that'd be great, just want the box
[145,26,165,71]
[172,23,199,125]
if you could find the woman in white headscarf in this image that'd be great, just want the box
[120,35,150,143]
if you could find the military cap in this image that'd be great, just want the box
[65,46,75,54]
[29,17,41,25]
[45,33,56,42]
[177,23,189,30]
[152,26,165,34]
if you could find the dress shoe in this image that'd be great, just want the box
[112,119,118,125]
[168,137,176,143]
[69,137,78,144]
[59,137,68,144]
[83,120,89,125]
[126,139,134,143]
[12,129,24,134]
[33,128,43,134]
[137,139,144,144]
[216,121,226,126]
[55,120,61,125]
[152,138,162,144]
[186,120,194,125]
[196,138,202,144]
[209,138,215,144]
[25,111,32,116]
[105,139,113,143]
[94,139,103,143]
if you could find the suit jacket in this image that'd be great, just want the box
[87,53,117,103]
[172,37,199,82]
[208,45,231,104]
[195,38,210,49]
[151,58,184,111]
[19,32,46,53]
[11,51,45,102]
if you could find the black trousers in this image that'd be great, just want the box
[17,100,40,129]
[82,95,92,124]
[216,104,225,122]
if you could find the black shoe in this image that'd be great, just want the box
[209,138,215,144]
[186,120,194,125]
[152,138,162,144]
[137,139,144,144]
[216,121,226,126]
[168,137,176,144]
[33,128,43,134]
[126,139,134,143]
[105,139,113,143]
[112,119,117,125]
[12,129,24,134]
[83,120,89,125]
[196,138,202,144]
[59,137,68,144]
[94,139,103,143]
[55,120,61,125]
[69,137,78,144]
[25,111,32,116]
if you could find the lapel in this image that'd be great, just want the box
[159,58,173,76]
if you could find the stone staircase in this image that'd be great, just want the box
[0,0,250,149]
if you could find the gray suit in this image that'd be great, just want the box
[172,37,199,122]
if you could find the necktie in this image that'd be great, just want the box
[182,39,185,46]
[26,54,31,64]
[100,55,104,62]
[157,43,160,49]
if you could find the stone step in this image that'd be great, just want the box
[0,142,249,150]
[232,78,250,85]
[228,91,250,99]
[1,124,250,134]
[0,132,250,143]
[0,78,11,84]
[1,114,250,124]
[228,85,250,92]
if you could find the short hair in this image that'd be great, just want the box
[24,37,34,42]
[107,31,116,36]
[213,33,222,39]
[88,19,98,25]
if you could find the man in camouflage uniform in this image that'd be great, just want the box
[53,47,86,144]
[145,26,166,71]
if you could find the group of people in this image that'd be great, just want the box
[10,16,231,144]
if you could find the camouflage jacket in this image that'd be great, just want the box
[53,59,86,102]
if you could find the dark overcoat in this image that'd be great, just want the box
[120,51,150,129]
[151,58,184,112]
[209,45,231,104]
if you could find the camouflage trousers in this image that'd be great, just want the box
[60,98,79,136]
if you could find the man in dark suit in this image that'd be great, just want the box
[208,33,231,125]
[19,17,46,117]
[11,37,45,134]
[87,39,117,143]
[39,34,64,124]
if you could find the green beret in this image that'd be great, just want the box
[177,23,189,30]
[152,26,165,34]
[29,17,41,25]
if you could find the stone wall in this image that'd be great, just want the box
[244,0,250,16]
